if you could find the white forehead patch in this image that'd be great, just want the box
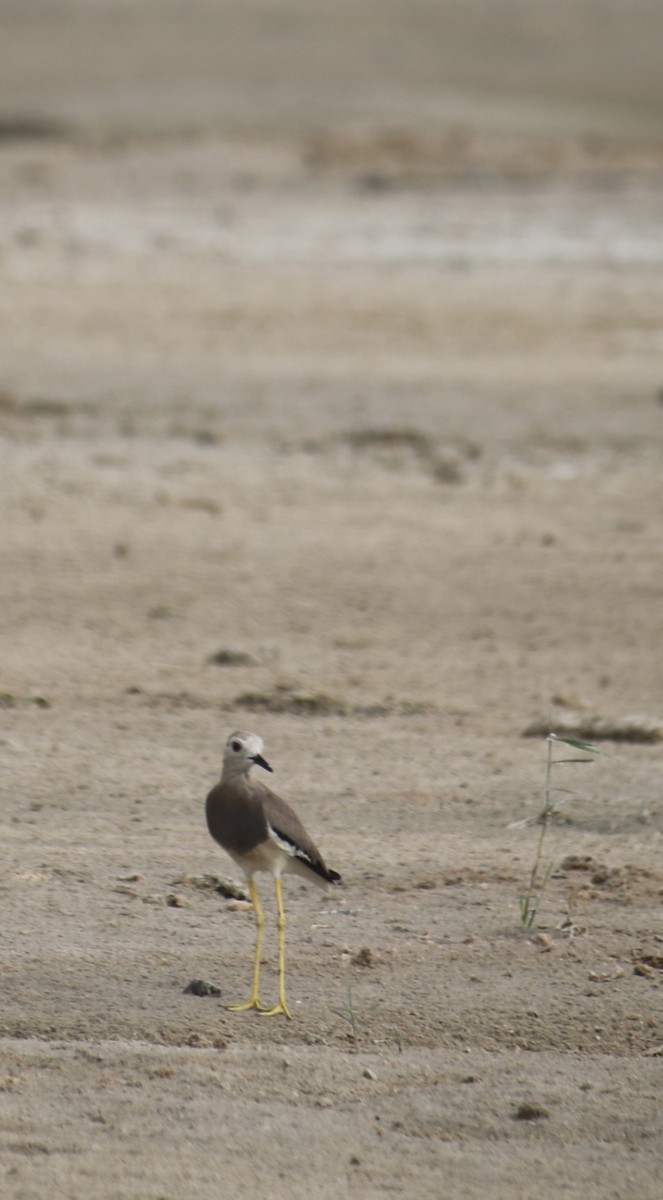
[242,732,265,758]
[225,731,265,759]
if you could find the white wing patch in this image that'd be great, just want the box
[268,825,315,869]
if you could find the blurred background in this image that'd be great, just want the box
[2,0,663,142]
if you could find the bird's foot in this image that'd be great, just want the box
[225,997,268,1013]
[259,998,292,1019]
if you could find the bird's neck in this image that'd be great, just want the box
[221,764,252,784]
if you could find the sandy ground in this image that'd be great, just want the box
[1,4,663,1198]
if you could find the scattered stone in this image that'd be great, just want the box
[363,1068,378,1081]
[207,648,257,667]
[588,967,624,983]
[633,951,663,972]
[184,979,221,997]
[352,947,377,968]
[634,962,655,978]
[166,893,187,907]
[560,855,599,872]
[0,693,51,710]
[172,873,249,901]
[514,1101,550,1121]
[558,912,588,938]
[591,866,618,886]
[533,933,554,951]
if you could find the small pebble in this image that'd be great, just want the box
[515,1101,549,1121]
[533,932,554,951]
[352,946,377,967]
[184,979,221,997]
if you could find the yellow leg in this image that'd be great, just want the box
[260,877,292,1019]
[226,880,268,1013]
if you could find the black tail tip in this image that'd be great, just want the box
[329,869,342,885]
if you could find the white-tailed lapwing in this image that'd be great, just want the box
[205,731,341,1017]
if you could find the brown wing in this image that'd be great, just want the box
[257,782,341,885]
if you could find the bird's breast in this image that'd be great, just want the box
[205,780,268,856]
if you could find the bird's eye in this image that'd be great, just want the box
[231,740,242,753]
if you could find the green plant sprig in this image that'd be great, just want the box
[519,732,601,929]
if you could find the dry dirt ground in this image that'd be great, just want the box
[1,4,663,1199]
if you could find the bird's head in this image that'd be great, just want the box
[222,730,273,775]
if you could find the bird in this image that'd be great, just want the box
[205,730,341,1018]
